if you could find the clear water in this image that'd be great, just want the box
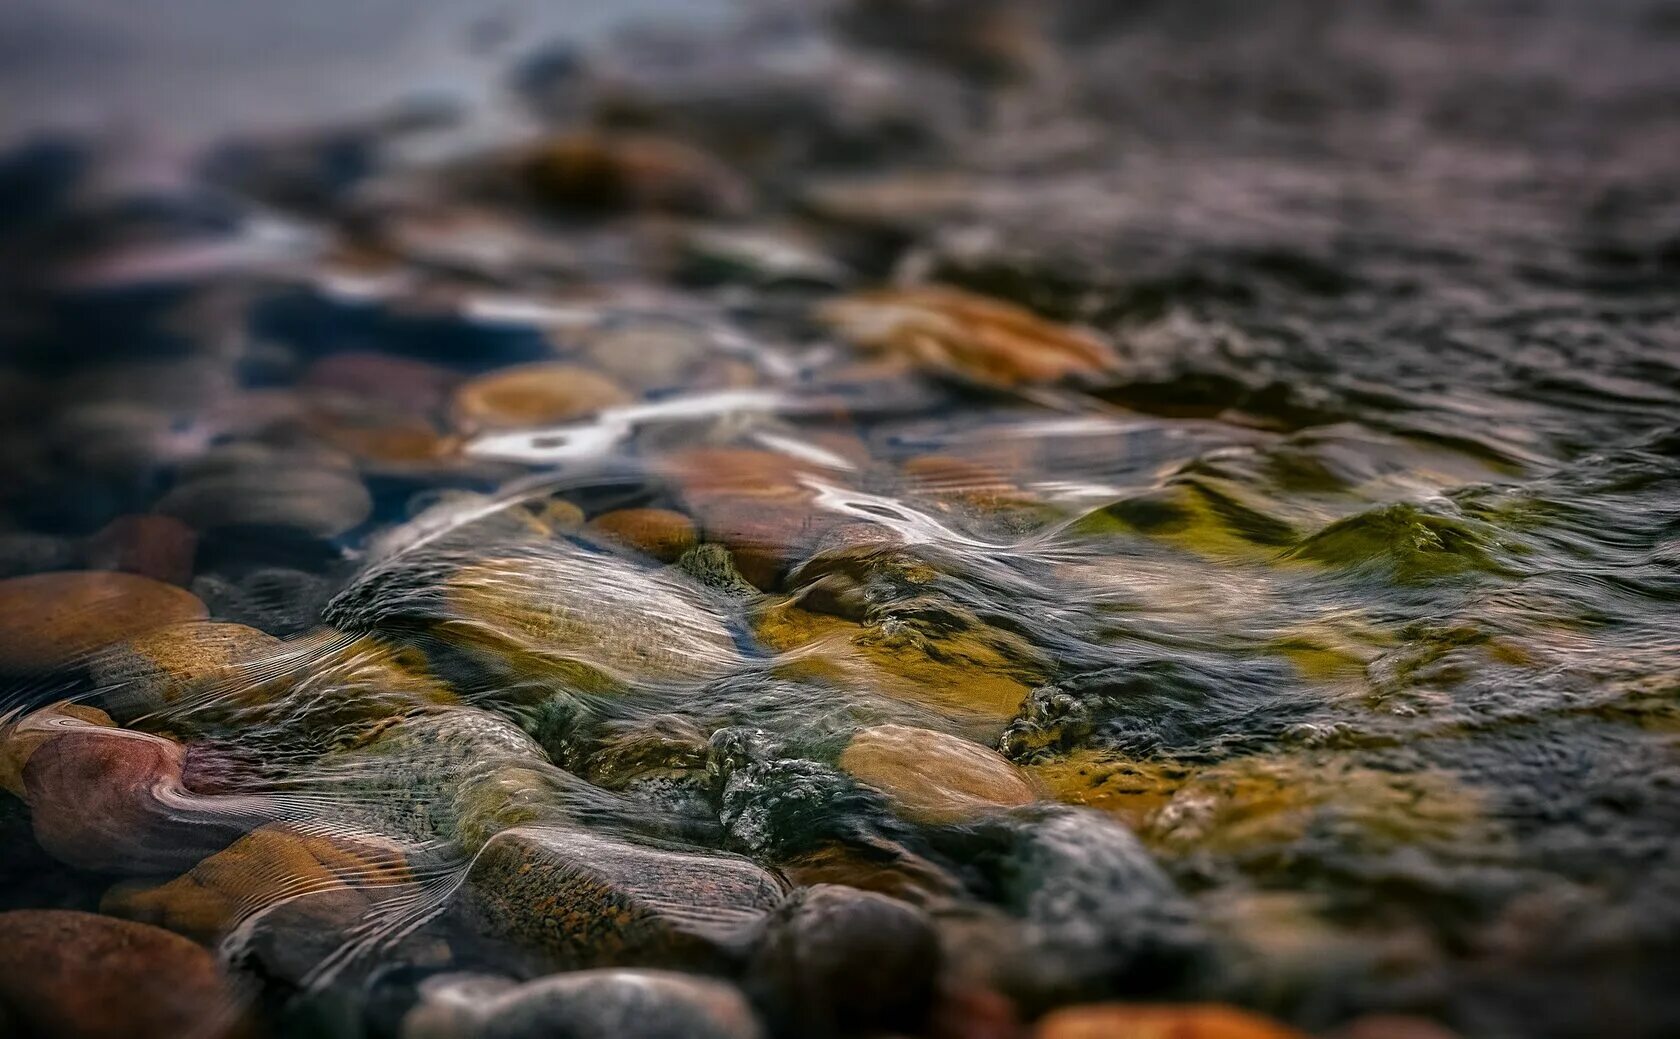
[2,2,1678,1037]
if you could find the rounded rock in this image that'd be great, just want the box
[406,969,763,1039]
[450,363,630,432]
[0,571,208,672]
[584,508,697,563]
[0,909,246,1039]
[839,724,1038,824]
[1034,1004,1310,1039]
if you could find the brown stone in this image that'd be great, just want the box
[0,571,207,673]
[755,603,1038,723]
[839,724,1038,824]
[585,508,698,562]
[104,821,411,944]
[1034,1004,1309,1039]
[92,621,284,723]
[0,910,246,1039]
[83,515,199,586]
[523,132,751,216]
[817,285,1118,388]
[451,362,631,431]
[463,824,786,972]
[13,710,255,873]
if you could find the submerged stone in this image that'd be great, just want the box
[746,883,939,1037]
[404,969,764,1039]
[459,824,786,972]
[817,285,1118,388]
[584,508,697,563]
[449,362,631,432]
[839,723,1039,823]
[1034,1003,1310,1039]
[0,909,247,1039]
[0,570,208,672]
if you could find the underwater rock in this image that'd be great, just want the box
[191,566,338,637]
[348,547,743,690]
[8,706,257,873]
[302,351,462,414]
[968,808,1205,1005]
[158,452,373,538]
[521,132,751,217]
[1033,1003,1309,1038]
[584,508,697,563]
[779,840,962,905]
[746,883,939,1037]
[449,362,631,432]
[0,570,208,672]
[83,514,198,586]
[817,285,1118,388]
[755,600,1040,724]
[404,969,764,1039]
[0,909,247,1039]
[459,824,785,972]
[102,821,412,944]
[92,621,283,723]
[839,723,1039,823]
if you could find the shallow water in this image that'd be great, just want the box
[2,2,1679,1038]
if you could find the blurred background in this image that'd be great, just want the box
[0,0,725,145]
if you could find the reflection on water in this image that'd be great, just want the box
[2,2,1680,1038]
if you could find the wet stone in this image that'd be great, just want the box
[83,514,198,586]
[404,969,764,1039]
[584,508,697,563]
[191,566,338,637]
[1033,1003,1311,1039]
[0,909,247,1039]
[158,449,373,538]
[0,570,208,672]
[450,362,631,432]
[520,131,752,217]
[817,284,1119,388]
[459,825,786,973]
[839,723,1039,824]
[746,883,940,1037]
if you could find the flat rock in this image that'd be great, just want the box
[840,724,1039,824]
[461,824,786,972]
[450,362,630,432]
[0,909,245,1039]
[405,969,764,1039]
[0,570,208,672]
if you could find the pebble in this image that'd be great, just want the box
[104,822,411,960]
[302,351,461,413]
[386,548,741,689]
[747,883,939,1036]
[10,706,253,873]
[839,724,1039,823]
[521,131,751,217]
[83,514,199,585]
[90,620,284,723]
[157,455,373,538]
[817,285,1118,388]
[191,566,337,637]
[1034,1003,1310,1039]
[405,969,764,1039]
[0,909,246,1039]
[0,570,208,672]
[450,362,631,431]
[584,508,697,562]
[461,824,785,972]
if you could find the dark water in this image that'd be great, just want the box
[2,2,1679,1038]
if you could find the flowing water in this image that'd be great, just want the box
[2,2,1679,1037]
